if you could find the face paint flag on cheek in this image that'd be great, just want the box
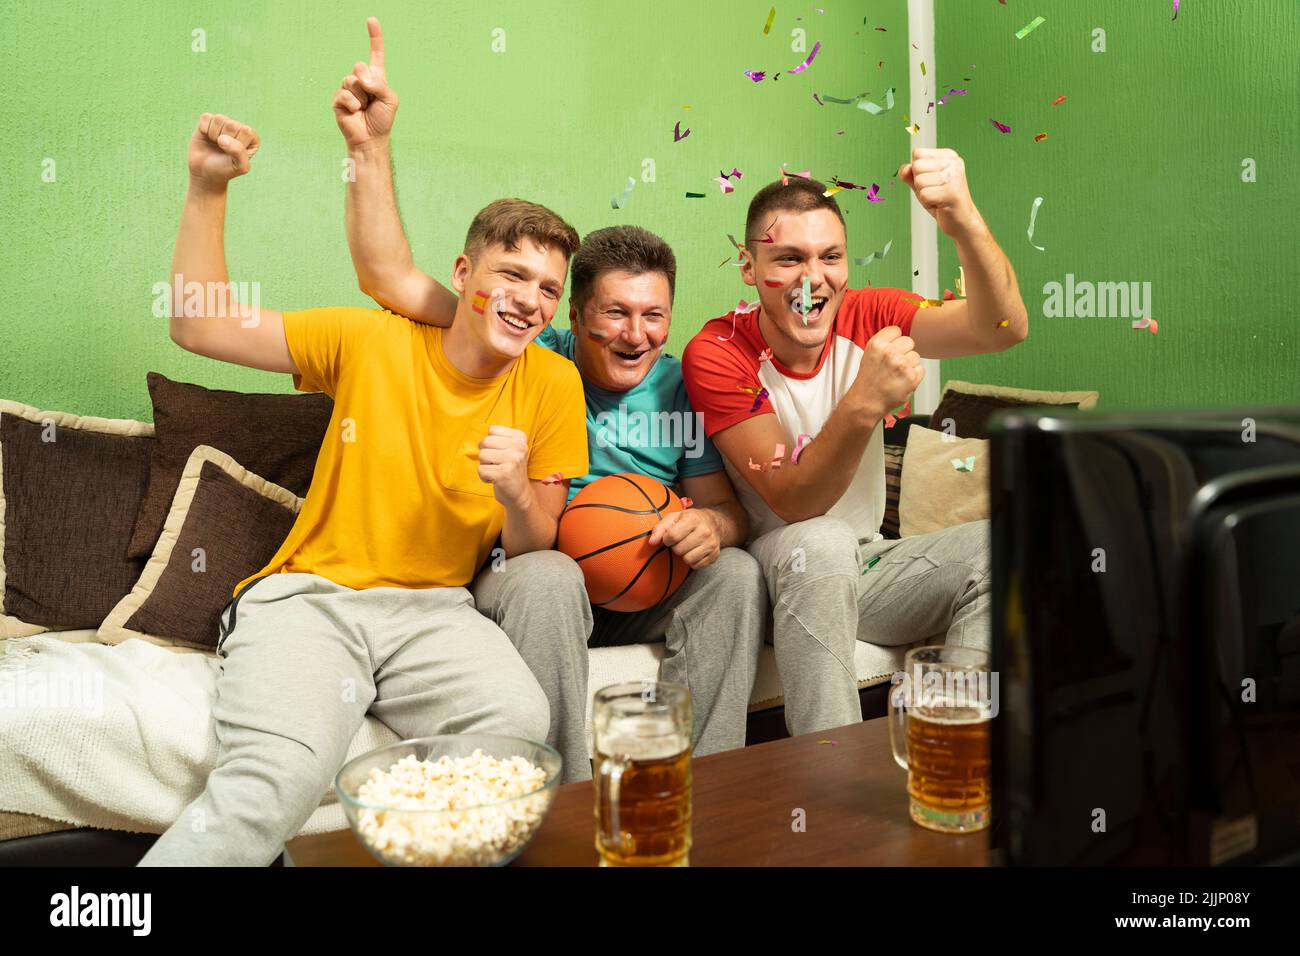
[470,290,491,314]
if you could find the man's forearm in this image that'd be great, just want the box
[770,389,884,521]
[696,502,747,549]
[953,215,1029,342]
[499,488,560,557]
[346,140,416,301]
[170,182,235,331]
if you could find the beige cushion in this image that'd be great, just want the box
[898,426,990,537]
[941,379,1099,411]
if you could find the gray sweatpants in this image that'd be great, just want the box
[749,516,990,737]
[139,572,550,867]
[472,547,766,784]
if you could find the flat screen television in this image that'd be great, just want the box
[989,408,1300,865]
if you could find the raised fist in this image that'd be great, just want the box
[188,113,260,185]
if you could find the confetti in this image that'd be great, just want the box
[951,456,976,473]
[685,192,706,198]
[771,443,786,469]
[780,163,811,185]
[920,61,926,76]
[990,119,1012,134]
[611,176,635,210]
[996,319,1010,328]
[955,267,965,297]
[813,92,824,106]
[673,121,691,142]
[1034,132,1048,142]
[866,183,884,202]
[744,70,767,82]
[791,433,812,464]
[1132,317,1160,334]
[853,238,893,266]
[937,88,967,105]
[831,178,868,190]
[751,387,770,412]
[715,177,735,194]
[735,298,760,314]
[1050,95,1067,106]
[758,348,773,363]
[862,555,881,573]
[764,5,776,33]
[1172,0,1179,20]
[680,497,694,509]
[1015,16,1046,39]
[747,458,764,471]
[858,87,897,115]
[800,275,812,326]
[906,122,921,135]
[875,26,886,32]
[788,40,822,75]
[1027,196,1046,251]
[541,472,565,485]
[823,186,843,196]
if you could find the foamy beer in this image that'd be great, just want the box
[888,646,995,833]
[591,681,692,866]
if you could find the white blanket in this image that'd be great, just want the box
[0,633,398,838]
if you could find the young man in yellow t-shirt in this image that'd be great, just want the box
[139,111,588,867]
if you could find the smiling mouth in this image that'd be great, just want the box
[613,349,649,363]
[494,306,533,335]
[790,294,829,322]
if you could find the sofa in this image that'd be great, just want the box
[1,374,1089,864]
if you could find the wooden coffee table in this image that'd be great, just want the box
[285,716,989,866]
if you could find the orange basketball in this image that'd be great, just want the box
[556,473,690,612]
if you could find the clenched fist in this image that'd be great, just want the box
[188,114,260,186]
[333,17,399,148]
[477,425,532,507]
[852,326,924,419]
[898,148,983,239]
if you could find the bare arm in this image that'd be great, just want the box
[709,326,922,524]
[334,17,458,327]
[169,113,293,373]
[897,147,1029,357]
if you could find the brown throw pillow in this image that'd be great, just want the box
[930,380,1097,440]
[99,446,301,651]
[127,372,331,559]
[880,444,906,539]
[0,401,154,635]
[898,426,990,537]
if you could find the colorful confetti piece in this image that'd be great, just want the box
[858,87,897,115]
[764,5,776,33]
[1132,317,1160,334]
[990,118,1012,134]
[744,70,766,82]
[685,192,706,198]
[951,456,976,472]
[611,175,635,210]
[1172,0,1179,20]
[937,88,967,105]
[750,387,770,413]
[789,40,822,75]
[1051,95,1067,106]
[758,348,773,364]
[1027,196,1046,251]
[853,238,893,266]
[780,163,811,185]
[1034,132,1048,142]
[771,443,786,469]
[813,92,824,106]
[791,433,812,464]
[862,556,881,573]
[866,183,884,202]
[1015,16,1046,39]
[673,121,691,142]
[800,275,812,325]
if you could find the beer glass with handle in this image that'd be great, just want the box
[888,645,994,833]
[592,681,692,866]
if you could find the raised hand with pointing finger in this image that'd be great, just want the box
[333,16,399,148]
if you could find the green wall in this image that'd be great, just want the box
[1,0,914,420]
[936,0,1300,409]
[3,0,1295,421]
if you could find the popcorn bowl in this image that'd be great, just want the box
[335,734,563,867]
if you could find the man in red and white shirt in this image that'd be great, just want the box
[683,152,1029,735]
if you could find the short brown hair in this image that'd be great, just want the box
[463,198,581,262]
[745,177,845,246]
[570,226,677,312]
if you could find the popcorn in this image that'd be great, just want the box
[354,749,550,866]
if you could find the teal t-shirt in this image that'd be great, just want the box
[536,325,725,500]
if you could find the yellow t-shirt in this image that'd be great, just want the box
[234,307,588,595]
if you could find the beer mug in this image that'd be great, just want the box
[592,681,692,866]
[888,645,995,833]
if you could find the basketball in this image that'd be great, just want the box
[556,473,691,612]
